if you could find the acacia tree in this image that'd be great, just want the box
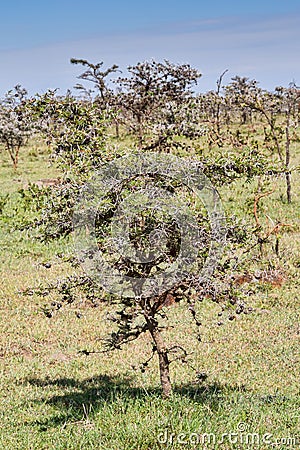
[270,84,300,203]
[204,69,231,147]
[27,157,250,398]
[0,85,36,169]
[115,60,201,150]
[224,76,262,125]
[70,58,122,137]
[22,144,266,397]
[70,58,119,104]
[225,77,300,203]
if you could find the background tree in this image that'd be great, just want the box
[0,85,36,169]
[225,77,300,203]
[115,59,201,150]
[70,58,121,137]
[224,76,262,125]
[70,58,119,104]
[272,84,300,203]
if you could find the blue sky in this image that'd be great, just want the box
[0,0,300,95]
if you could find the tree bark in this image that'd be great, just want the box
[146,318,172,398]
[7,145,19,170]
[115,120,120,138]
[285,114,292,203]
[152,328,172,398]
[137,114,143,150]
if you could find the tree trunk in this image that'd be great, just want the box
[285,114,292,203]
[7,145,19,170]
[285,171,292,204]
[152,329,172,398]
[146,319,172,397]
[137,114,143,150]
[115,120,120,138]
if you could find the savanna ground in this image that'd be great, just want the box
[0,132,299,449]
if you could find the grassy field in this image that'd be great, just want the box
[0,139,299,450]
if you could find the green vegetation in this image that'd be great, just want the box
[0,60,299,449]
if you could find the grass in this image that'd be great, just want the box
[0,137,300,449]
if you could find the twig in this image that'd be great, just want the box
[253,188,275,228]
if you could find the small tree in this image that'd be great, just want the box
[0,85,35,169]
[70,58,119,105]
[225,77,300,203]
[272,84,300,203]
[70,58,122,137]
[225,76,262,125]
[115,60,201,150]
[23,148,265,397]
[71,153,228,397]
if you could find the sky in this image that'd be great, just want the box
[0,0,300,96]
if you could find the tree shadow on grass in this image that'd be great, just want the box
[23,374,247,430]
